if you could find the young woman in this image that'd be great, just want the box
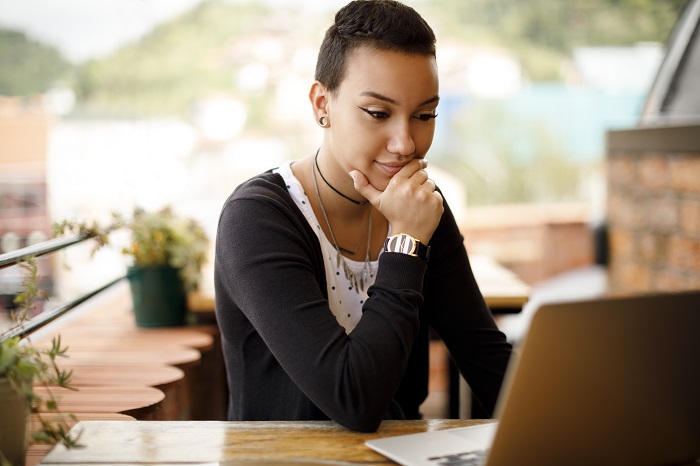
[214,0,513,433]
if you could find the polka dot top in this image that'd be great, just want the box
[274,161,380,334]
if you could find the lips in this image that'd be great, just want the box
[375,161,406,176]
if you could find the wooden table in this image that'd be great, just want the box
[40,419,490,465]
[27,414,136,466]
[468,254,530,312]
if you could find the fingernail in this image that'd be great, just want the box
[349,171,357,182]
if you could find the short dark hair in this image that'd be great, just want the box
[314,0,436,94]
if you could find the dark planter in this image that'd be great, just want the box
[0,377,29,466]
[127,266,187,327]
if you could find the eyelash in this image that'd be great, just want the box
[359,107,438,122]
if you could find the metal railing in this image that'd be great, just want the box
[0,233,126,341]
[0,234,90,269]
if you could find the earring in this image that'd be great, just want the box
[318,116,329,127]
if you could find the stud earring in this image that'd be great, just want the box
[318,116,329,127]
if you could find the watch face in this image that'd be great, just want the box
[387,234,417,255]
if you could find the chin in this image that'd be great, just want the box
[370,178,391,192]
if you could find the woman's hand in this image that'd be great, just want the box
[350,159,444,244]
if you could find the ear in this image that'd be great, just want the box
[309,80,330,122]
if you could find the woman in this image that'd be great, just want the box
[215,0,513,433]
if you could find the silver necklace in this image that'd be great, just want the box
[339,206,371,255]
[311,157,371,293]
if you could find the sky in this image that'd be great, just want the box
[0,0,348,63]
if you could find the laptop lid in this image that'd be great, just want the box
[367,291,700,466]
[488,290,700,465]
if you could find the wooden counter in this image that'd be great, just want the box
[40,419,489,465]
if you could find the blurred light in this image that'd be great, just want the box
[27,230,48,246]
[42,87,76,115]
[573,43,664,92]
[192,97,247,142]
[1,232,20,253]
[465,54,521,98]
[238,62,270,92]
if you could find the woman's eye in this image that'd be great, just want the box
[416,113,438,122]
[359,107,389,120]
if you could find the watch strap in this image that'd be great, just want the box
[385,234,431,261]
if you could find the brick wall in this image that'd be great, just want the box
[458,203,595,285]
[606,124,700,294]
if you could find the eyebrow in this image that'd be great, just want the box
[360,91,440,107]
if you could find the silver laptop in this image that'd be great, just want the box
[366,291,700,466]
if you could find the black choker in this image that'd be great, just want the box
[314,150,369,206]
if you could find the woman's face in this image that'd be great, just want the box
[322,46,439,192]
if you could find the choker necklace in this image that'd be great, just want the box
[312,155,371,293]
[314,149,369,206]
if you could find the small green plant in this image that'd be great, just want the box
[53,206,209,291]
[0,257,81,466]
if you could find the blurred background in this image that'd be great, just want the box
[0,0,691,322]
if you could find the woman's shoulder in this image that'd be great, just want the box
[221,169,297,210]
[230,170,286,199]
[219,169,305,227]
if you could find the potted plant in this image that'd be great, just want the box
[53,206,209,328]
[0,258,79,466]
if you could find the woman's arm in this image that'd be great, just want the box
[215,180,427,431]
[425,201,513,418]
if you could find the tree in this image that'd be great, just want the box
[0,30,73,96]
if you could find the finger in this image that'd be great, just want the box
[349,170,382,205]
[423,178,437,191]
[413,169,429,185]
[394,158,426,179]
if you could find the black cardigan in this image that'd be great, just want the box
[214,171,512,432]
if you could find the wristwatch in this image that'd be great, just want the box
[385,234,431,261]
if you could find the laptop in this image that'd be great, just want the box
[366,291,700,466]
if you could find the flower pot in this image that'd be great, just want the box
[0,377,30,466]
[127,265,187,328]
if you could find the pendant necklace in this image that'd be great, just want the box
[311,155,371,293]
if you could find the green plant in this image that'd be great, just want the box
[53,206,209,291]
[0,257,80,466]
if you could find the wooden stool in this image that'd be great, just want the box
[56,363,187,420]
[32,385,165,420]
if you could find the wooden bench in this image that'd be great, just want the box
[32,385,165,420]
[24,282,228,464]
[54,363,186,420]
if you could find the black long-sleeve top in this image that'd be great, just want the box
[214,171,512,432]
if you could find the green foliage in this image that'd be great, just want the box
[432,98,599,205]
[75,0,269,116]
[69,0,688,115]
[0,0,688,106]
[0,335,81,450]
[1,258,81,463]
[426,0,688,80]
[54,206,209,291]
[53,214,124,251]
[0,29,73,96]
[11,258,47,324]
[121,207,209,290]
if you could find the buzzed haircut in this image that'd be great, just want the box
[315,0,436,94]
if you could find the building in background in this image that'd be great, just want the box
[0,96,53,313]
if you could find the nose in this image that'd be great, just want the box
[386,121,415,156]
